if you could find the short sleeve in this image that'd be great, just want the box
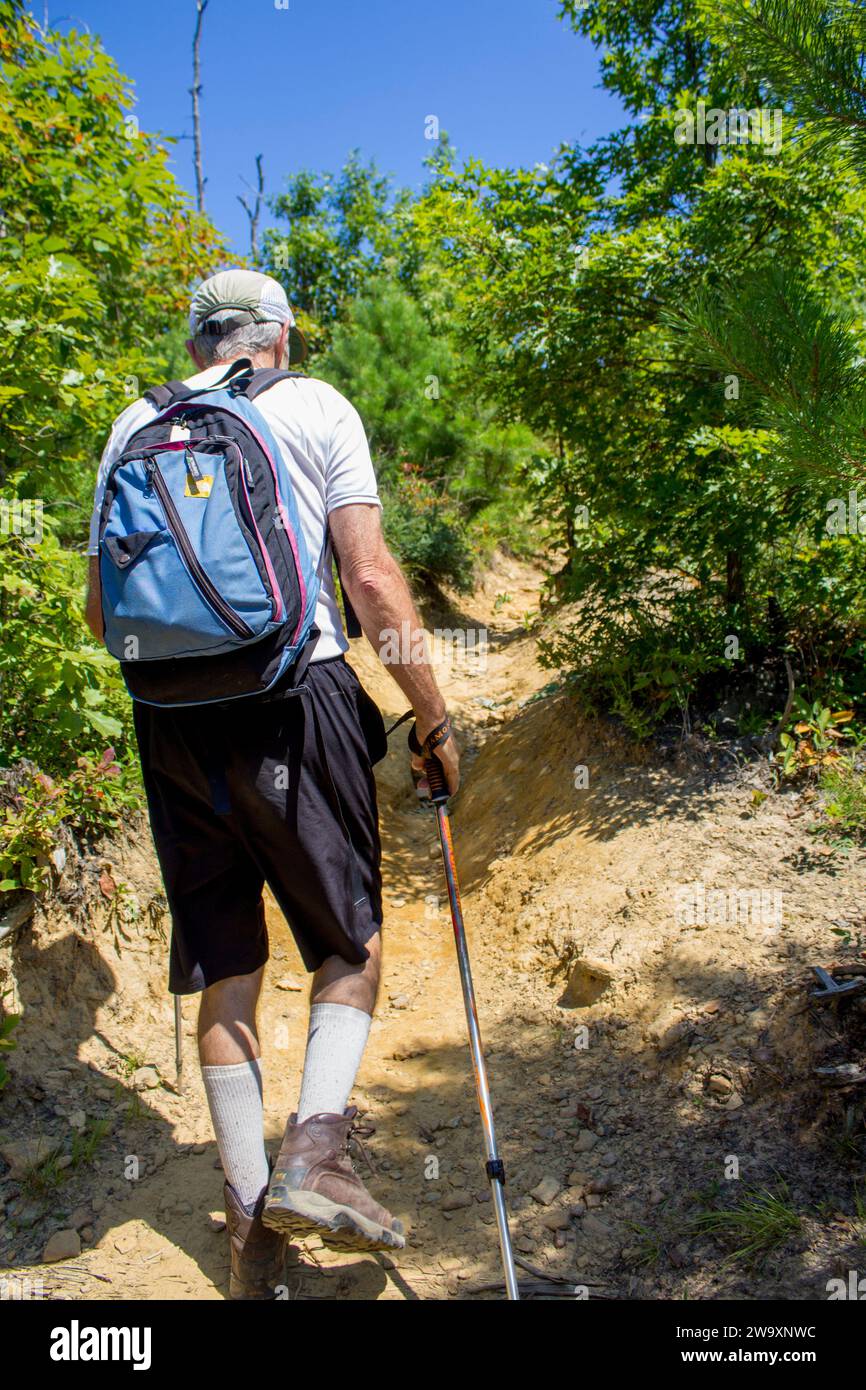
[325,396,381,515]
[87,421,124,555]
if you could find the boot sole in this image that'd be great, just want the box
[261,1190,406,1252]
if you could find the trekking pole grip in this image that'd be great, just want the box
[409,716,452,806]
[424,753,449,805]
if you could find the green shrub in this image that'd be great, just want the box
[381,466,474,592]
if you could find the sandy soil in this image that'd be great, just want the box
[2,553,865,1301]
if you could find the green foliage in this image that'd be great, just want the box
[775,698,857,779]
[380,466,473,592]
[0,5,222,821]
[264,153,416,352]
[317,279,536,587]
[692,1182,802,1267]
[413,0,866,733]
[819,760,866,840]
[0,2,224,532]
[0,527,127,765]
[0,750,139,892]
[702,0,866,174]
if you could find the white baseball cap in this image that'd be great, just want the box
[189,268,307,363]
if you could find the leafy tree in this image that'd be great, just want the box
[0,2,223,788]
[416,0,866,731]
[671,1,866,483]
[263,153,415,352]
[0,0,223,538]
[318,279,535,586]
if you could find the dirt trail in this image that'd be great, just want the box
[3,554,866,1301]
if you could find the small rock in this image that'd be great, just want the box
[274,976,302,992]
[68,1110,87,1132]
[43,1229,81,1263]
[530,1175,561,1206]
[131,1066,161,1092]
[208,1213,227,1232]
[542,1208,572,1231]
[80,1225,94,1244]
[581,1213,612,1240]
[708,1074,733,1098]
[69,1206,92,1231]
[390,994,410,1010]
[191,1142,207,1155]
[441,1192,472,1212]
[560,957,616,1007]
[0,1134,60,1178]
[575,1129,599,1153]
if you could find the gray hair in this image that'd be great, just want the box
[191,310,283,367]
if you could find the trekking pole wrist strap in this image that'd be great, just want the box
[408,713,452,760]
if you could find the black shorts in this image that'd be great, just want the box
[132,656,389,994]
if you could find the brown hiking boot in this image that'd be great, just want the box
[224,1180,286,1300]
[262,1107,406,1252]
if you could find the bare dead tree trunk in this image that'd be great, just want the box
[238,155,265,266]
[191,0,210,213]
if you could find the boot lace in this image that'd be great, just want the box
[345,1119,378,1176]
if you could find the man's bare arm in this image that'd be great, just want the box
[85,556,103,641]
[329,503,459,794]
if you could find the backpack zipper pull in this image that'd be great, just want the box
[243,458,255,490]
[185,446,203,482]
[143,458,155,498]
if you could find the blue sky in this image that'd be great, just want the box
[35,0,624,255]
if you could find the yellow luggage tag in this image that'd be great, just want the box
[184,473,214,498]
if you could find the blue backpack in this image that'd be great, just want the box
[98,359,356,706]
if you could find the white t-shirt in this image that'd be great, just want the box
[88,365,381,661]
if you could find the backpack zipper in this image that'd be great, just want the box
[144,459,255,641]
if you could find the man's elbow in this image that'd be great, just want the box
[344,557,397,606]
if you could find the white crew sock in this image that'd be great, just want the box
[296,1003,372,1123]
[201,1058,269,1212]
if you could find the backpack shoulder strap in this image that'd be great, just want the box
[144,359,261,412]
[244,368,306,400]
[143,381,193,410]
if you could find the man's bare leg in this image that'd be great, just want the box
[310,930,381,1011]
[199,966,264,1066]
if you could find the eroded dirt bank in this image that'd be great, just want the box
[2,555,865,1300]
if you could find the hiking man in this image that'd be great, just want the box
[85,269,459,1298]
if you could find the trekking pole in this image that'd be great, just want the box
[174,994,184,1095]
[422,742,520,1302]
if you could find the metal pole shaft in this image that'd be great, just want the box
[174,994,184,1095]
[434,802,520,1301]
